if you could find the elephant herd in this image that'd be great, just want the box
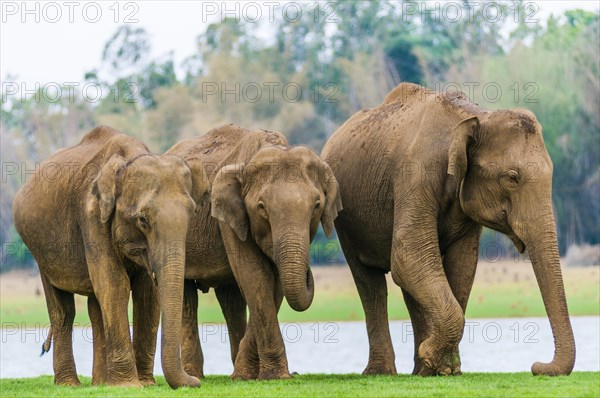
[12,83,575,389]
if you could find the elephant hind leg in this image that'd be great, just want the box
[40,274,80,386]
[181,279,204,379]
[441,227,482,376]
[341,234,396,375]
[88,296,107,385]
[215,283,247,366]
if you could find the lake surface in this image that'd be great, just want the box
[1,317,598,377]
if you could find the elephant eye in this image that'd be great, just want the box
[503,170,520,187]
[314,201,321,211]
[257,201,268,219]
[137,213,149,228]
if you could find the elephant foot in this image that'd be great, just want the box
[417,339,461,376]
[412,356,438,376]
[232,351,259,380]
[258,368,292,380]
[54,377,81,387]
[231,368,259,381]
[183,366,204,380]
[110,380,143,388]
[139,376,156,386]
[362,361,397,375]
[91,377,107,386]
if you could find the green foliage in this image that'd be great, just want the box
[0,224,33,271]
[102,26,150,72]
[1,4,599,269]
[1,373,599,398]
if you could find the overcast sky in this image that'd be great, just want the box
[1,1,599,88]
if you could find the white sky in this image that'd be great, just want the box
[1,1,599,87]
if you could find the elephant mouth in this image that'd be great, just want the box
[509,233,526,253]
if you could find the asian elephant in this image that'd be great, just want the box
[321,83,575,377]
[12,126,209,388]
[166,123,342,380]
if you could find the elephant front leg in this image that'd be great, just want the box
[220,226,290,380]
[132,271,159,385]
[86,256,140,385]
[83,221,140,387]
[231,325,259,380]
[97,278,141,386]
[228,282,283,380]
[231,282,289,380]
[181,280,204,379]
[250,281,289,380]
[391,210,465,376]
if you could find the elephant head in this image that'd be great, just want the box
[211,146,342,311]
[92,153,209,388]
[448,109,575,376]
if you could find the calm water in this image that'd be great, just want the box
[1,317,598,377]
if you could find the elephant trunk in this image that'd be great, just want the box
[519,210,575,376]
[272,226,314,312]
[152,239,201,389]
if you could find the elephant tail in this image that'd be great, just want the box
[40,328,52,357]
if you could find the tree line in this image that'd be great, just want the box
[1,1,598,269]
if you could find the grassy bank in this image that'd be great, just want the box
[1,373,599,397]
[1,264,598,325]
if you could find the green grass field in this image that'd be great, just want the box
[1,373,598,398]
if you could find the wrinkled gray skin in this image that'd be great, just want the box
[166,124,342,380]
[12,126,209,388]
[321,83,575,377]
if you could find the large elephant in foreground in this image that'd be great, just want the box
[166,124,342,380]
[321,83,575,376]
[13,126,209,388]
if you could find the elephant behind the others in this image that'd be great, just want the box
[166,123,342,380]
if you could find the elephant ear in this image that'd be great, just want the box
[185,157,211,209]
[447,116,480,197]
[320,162,343,238]
[92,154,128,223]
[211,163,249,241]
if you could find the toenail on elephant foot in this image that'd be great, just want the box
[417,339,457,376]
